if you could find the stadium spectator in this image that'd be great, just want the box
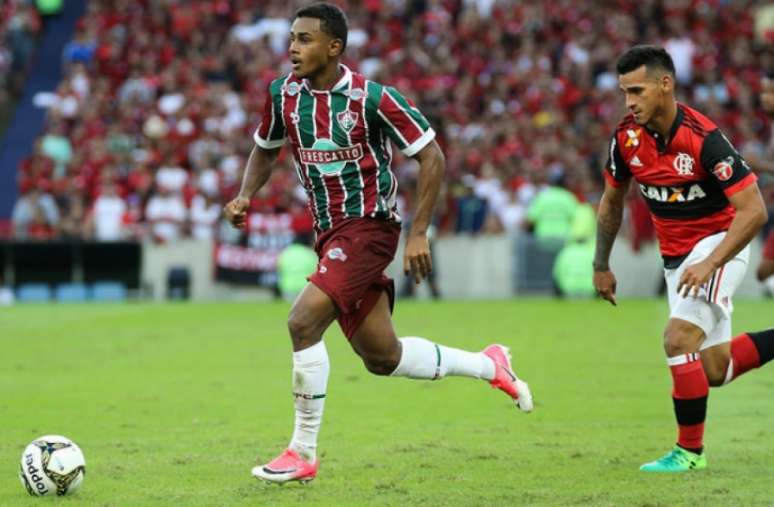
[189,170,222,241]
[525,171,579,242]
[1,0,41,100]
[553,203,596,298]
[88,181,127,241]
[12,186,59,239]
[145,184,186,244]
[275,236,318,302]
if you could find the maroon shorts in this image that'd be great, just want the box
[763,229,774,261]
[308,218,401,340]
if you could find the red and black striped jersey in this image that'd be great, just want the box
[604,103,758,266]
[253,65,436,233]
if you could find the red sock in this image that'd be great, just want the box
[729,333,761,381]
[669,354,708,451]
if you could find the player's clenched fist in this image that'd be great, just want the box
[593,270,617,306]
[223,196,250,228]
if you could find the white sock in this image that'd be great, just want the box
[390,336,495,380]
[288,340,329,463]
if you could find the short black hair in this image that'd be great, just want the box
[295,3,348,51]
[616,45,676,77]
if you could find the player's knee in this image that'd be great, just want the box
[362,351,401,376]
[663,321,702,356]
[287,312,317,344]
[663,331,691,356]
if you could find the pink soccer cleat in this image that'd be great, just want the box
[483,344,533,412]
[252,449,318,485]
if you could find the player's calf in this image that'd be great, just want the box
[360,350,401,376]
[699,347,730,387]
[722,329,774,384]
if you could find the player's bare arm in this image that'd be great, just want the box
[224,145,280,228]
[404,140,445,284]
[677,184,767,296]
[593,179,630,306]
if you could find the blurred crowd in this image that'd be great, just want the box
[8,0,774,245]
[0,0,41,107]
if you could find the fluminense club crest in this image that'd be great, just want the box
[336,110,358,132]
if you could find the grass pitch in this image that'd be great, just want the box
[1,299,773,506]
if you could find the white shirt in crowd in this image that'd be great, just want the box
[93,194,126,241]
[156,165,189,193]
[145,193,187,242]
[189,194,221,240]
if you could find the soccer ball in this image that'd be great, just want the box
[19,435,86,496]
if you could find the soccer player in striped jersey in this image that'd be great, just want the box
[223,3,533,485]
[594,45,774,473]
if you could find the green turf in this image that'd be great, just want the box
[1,299,773,506]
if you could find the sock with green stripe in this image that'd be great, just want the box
[390,337,496,381]
[289,340,329,463]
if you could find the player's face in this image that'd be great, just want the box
[761,78,774,116]
[288,17,341,79]
[618,65,672,126]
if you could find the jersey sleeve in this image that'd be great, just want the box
[700,128,757,197]
[253,82,286,149]
[603,133,631,188]
[376,86,435,157]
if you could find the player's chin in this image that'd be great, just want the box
[291,64,307,78]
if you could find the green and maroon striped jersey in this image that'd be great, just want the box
[253,65,436,232]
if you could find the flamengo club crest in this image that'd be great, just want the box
[673,152,695,176]
[336,110,358,132]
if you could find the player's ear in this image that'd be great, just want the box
[660,73,674,94]
[329,38,344,58]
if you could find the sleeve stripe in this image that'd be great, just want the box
[603,170,623,188]
[256,77,289,145]
[254,128,285,148]
[376,108,409,147]
[379,90,425,143]
[723,172,757,197]
[401,127,435,157]
[256,91,273,140]
[385,87,430,130]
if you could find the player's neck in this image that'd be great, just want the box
[647,100,678,139]
[308,62,342,91]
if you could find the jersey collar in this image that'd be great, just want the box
[301,64,352,94]
[646,103,684,153]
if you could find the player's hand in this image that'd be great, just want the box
[404,231,432,284]
[223,196,250,228]
[677,259,715,298]
[593,270,617,306]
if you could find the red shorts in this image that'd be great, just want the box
[308,218,401,340]
[763,229,774,261]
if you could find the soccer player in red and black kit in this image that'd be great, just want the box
[593,45,774,472]
[223,3,532,484]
